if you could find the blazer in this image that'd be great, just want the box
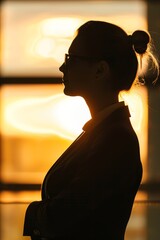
[23,105,142,240]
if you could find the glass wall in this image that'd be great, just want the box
[0,1,160,240]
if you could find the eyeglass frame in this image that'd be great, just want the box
[64,53,108,65]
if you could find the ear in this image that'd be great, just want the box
[95,61,110,80]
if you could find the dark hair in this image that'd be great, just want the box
[76,21,159,92]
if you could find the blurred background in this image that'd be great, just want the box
[0,0,160,239]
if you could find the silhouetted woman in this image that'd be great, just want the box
[23,20,159,240]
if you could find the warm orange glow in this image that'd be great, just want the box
[119,86,148,181]
[32,14,147,64]
[0,0,148,184]
[119,89,144,132]
[0,191,41,203]
[2,87,90,140]
[4,94,90,140]
[2,85,147,141]
[41,17,82,38]
[34,37,56,58]
[32,17,83,63]
[1,1,147,76]
[0,85,148,184]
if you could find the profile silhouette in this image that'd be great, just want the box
[23,20,159,240]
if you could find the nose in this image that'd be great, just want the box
[59,63,65,73]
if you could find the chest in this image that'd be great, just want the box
[42,132,91,198]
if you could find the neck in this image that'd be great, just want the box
[83,93,119,118]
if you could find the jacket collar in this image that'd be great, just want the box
[82,101,128,132]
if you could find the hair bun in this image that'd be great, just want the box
[131,30,150,54]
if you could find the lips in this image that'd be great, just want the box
[61,74,65,83]
[62,75,68,84]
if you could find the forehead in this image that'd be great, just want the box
[68,33,107,59]
[68,35,88,55]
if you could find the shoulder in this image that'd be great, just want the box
[90,115,138,149]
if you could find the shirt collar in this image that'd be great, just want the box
[82,101,126,132]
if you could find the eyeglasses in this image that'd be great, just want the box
[64,53,102,65]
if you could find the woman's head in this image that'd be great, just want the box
[60,20,158,97]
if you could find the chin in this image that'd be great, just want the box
[63,87,77,97]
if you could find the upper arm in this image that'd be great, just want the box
[82,126,141,194]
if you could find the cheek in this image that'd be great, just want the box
[69,74,84,92]
[66,63,95,95]
[64,69,83,96]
